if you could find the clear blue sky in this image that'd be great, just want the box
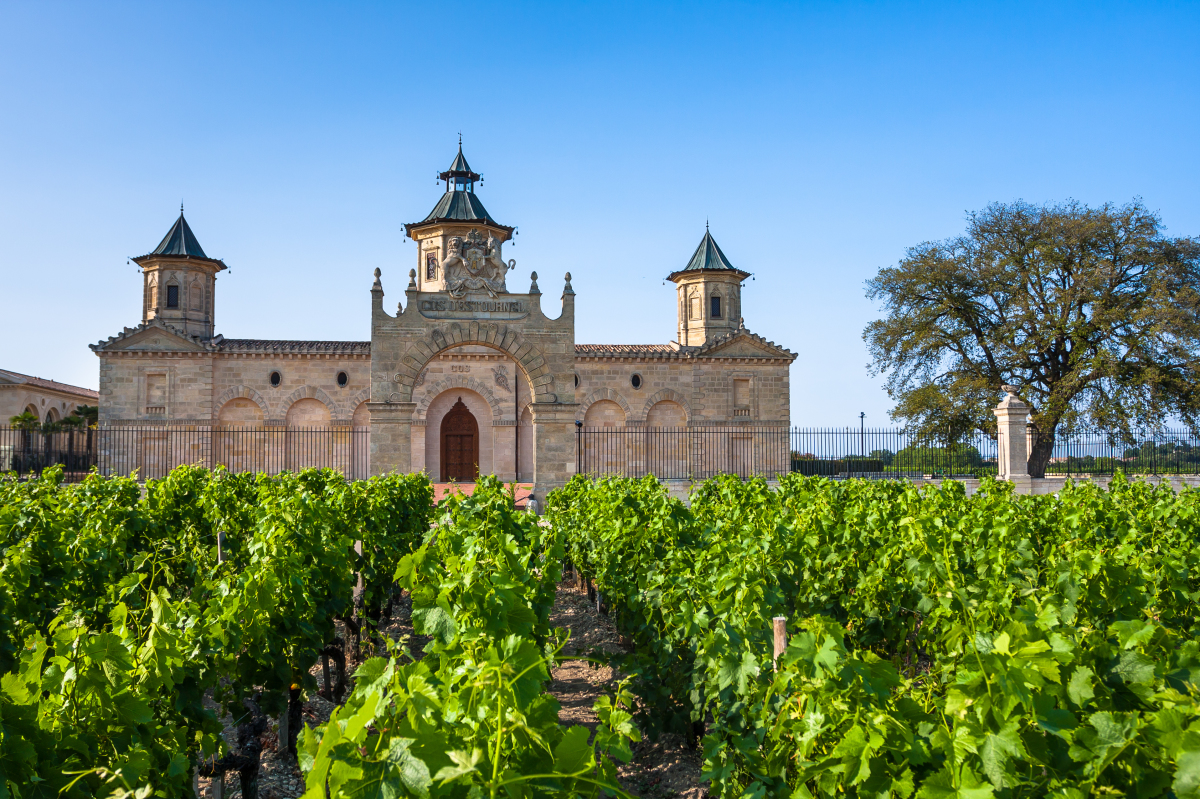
[2,1,1197,425]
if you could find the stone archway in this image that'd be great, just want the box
[367,271,578,497]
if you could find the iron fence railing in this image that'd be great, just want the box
[0,425,370,482]
[6,424,1200,484]
[576,426,1200,480]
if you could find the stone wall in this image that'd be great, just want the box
[97,354,215,422]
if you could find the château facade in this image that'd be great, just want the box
[91,146,795,495]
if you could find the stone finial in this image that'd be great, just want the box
[563,271,574,296]
[372,267,382,290]
[408,269,417,289]
[1002,384,1019,396]
[530,271,541,294]
[998,384,1028,409]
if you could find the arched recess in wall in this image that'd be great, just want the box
[213,385,270,421]
[584,400,626,427]
[577,388,632,424]
[641,389,691,424]
[284,398,332,471]
[424,389,493,481]
[24,404,38,418]
[518,404,533,483]
[217,398,264,427]
[645,400,687,428]
[44,407,60,423]
[282,386,339,421]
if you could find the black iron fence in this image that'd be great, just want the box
[0,425,370,482]
[7,424,1200,484]
[576,426,1200,480]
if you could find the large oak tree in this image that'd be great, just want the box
[864,199,1200,477]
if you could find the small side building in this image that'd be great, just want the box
[0,369,98,423]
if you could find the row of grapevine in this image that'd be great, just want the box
[0,465,433,799]
[297,475,641,798]
[548,473,1200,797]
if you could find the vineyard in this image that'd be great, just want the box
[3,466,1199,798]
[548,473,1200,797]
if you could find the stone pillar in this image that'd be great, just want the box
[368,401,416,476]
[994,385,1032,494]
[529,402,580,500]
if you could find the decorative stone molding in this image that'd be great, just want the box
[577,388,632,422]
[212,385,270,419]
[282,385,340,419]
[639,388,692,423]
[415,375,504,420]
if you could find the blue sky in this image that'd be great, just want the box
[2,1,1197,424]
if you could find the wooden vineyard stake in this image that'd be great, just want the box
[278,701,289,754]
[773,616,787,667]
[322,653,332,701]
[216,530,225,564]
[212,773,224,799]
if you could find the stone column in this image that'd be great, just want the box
[994,385,1032,494]
[368,401,416,476]
[529,402,580,500]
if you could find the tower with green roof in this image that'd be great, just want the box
[131,208,227,339]
[667,227,750,346]
[404,143,515,293]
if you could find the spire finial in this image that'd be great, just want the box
[458,131,462,149]
[181,201,184,216]
[706,218,709,231]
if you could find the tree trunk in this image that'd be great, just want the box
[1028,427,1055,478]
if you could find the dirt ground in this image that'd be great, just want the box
[196,578,707,798]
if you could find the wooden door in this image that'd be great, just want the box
[440,398,479,481]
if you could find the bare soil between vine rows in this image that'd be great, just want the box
[195,579,707,798]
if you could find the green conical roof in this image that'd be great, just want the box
[439,143,481,181]
[667,228,749,282]
[150,210,208,258]
[682,229,735,272]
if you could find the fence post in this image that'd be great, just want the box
[994,386,1032,495]
[773,616,787,668]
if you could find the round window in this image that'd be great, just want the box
[337,371,348,387]
[631,374,642,390]
[269,371,282,387]
[574,373,580,388]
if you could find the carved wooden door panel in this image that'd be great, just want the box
[440,397,479,482]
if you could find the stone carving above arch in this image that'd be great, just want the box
[415,376,503,420]
[282,385,340,419]
[640,388,692,423]
[389,322,555,404]
[576,388,632,422]
[213,385,270,419]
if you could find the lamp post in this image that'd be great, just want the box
[859,412,865,461]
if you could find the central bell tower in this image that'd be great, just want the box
[667,227,750,346]
[404,143,515,293]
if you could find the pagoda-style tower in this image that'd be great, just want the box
[404,144,515,292]
[667,227,750,346]
[132,209,227,339]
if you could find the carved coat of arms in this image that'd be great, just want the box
[443,229,512,298]
[492,365,511,393]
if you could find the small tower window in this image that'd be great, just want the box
[631,374,643,390]
[166,285,179,308]
[711,295,722,319]
[337,371,348,387]
[269,371,282,387]
[426,251,438,280]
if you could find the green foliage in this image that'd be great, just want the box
[863,199,1200,476]
[0,465,434,797]
[299,476,639,798]
[548,472,1200,797]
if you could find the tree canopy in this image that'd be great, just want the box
[864,199,1200,476]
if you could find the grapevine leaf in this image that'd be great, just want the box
[979,720,1026,788]
[1174,750,1200,799]
[915,764,995,799]
[385,737,432,799]
[434,748,483,784]
[554,725,595,776]
[1067,667,1094,708]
